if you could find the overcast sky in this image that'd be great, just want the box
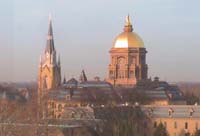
[0,0,200,82]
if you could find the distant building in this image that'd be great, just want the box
[107,15,148,87]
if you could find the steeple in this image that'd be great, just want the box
[58,54,60,66]
[124,15,133,32]
[45,14,55,54]
[80,70,87,82]
[38,14,61,91]
[63,75,66,84]
[39,55,42,66]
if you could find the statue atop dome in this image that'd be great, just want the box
[125,15,132,26]
[124,15,133,32]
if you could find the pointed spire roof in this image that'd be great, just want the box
[124,14,133,32]
[45,14,55,54]
[80,70,87,82]
[58,54,60,66]
[39,55,42,66]
[63,75,66,84]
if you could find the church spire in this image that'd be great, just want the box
[58,54,60,66]
[63,74,66,84]
[124,15,133,32]
[45,14,55,54]
[80,70,87,82]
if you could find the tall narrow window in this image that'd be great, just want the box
[154,122,157,128]
[168,108,174,117]
[109,71,114,79]
[144,121,147,129]
[174,122,177,129]
[58,104,62,112]
[130,71,134,78]
[185,122,188,129]
[196,122,198,130]
[164,122,167,128]
[189,108,194,117]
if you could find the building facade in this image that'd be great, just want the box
[107,16,148,87]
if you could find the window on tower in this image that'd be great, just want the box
[130,57,136,64]
[117,57,125,79]
[130,71,134,78]
[109,71,114,79]
[111,57,115,64]
[141,55,145,64]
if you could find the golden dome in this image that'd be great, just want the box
[113,15,144,48]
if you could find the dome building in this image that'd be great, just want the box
[107,15,148,87]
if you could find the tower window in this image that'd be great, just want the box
[185,122,188,129]
[111,57,114,64]
[57,114,61,119]
[130,71,134,78]
[109,71,114,79]
[58,104,62,112]
[168,108,174,117]
[196,122,198,130]
[164,122,167,128]
[154,122,157,128]
[174,122,177,129]
[130,57,136,64]
[125,70,128,78]
[189,108,194,117]
[144,121,147,128]
[148,108,153,117]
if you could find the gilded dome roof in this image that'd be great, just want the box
[112,15,144,48]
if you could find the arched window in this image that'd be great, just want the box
[57,114,61,119]
[111,57,115,64]
[129,57,136,64]
[148,108,153,117]
[174,122,177,129]
[164,122,167,128]
[109,71,114,79]
[154,122,157,128]
[117,57,125,68]
[58,104,62,112]
[117,57,125,79]
[130,71,134,78]
[43,76,48,89]
[168,108,174,117]
[185,122,188,129]
[189,108,194,117]
[51,102,55,108]
[196,122,198,130]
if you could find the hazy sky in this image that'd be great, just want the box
[0,0,200,82]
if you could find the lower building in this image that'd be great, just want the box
[141,105,200,136]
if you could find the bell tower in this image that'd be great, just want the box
[38,15,61,91]
[107,15,148,87]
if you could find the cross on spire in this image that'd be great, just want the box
[45,14,55,54]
